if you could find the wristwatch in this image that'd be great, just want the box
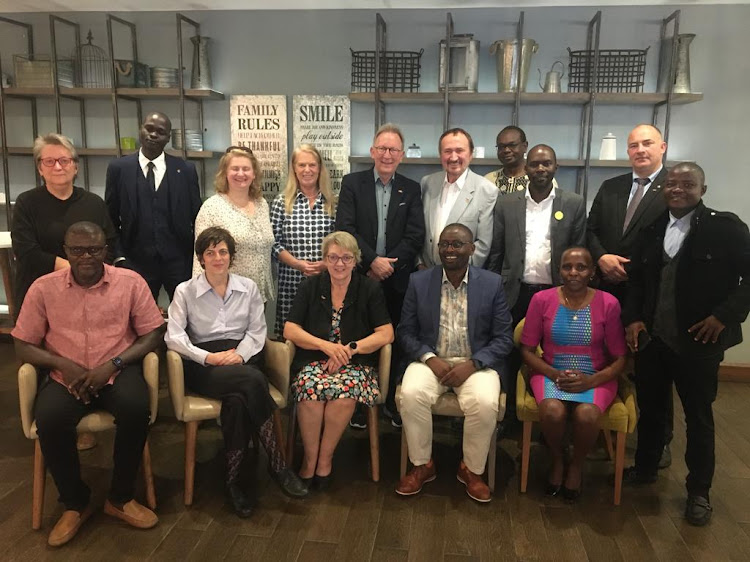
[111,356,125,371]
[348,341,358,351]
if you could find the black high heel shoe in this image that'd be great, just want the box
[313,472,333,491]
[226,483,254,518]
[545,482,562,497]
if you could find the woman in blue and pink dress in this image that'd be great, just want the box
[520,246,627,502]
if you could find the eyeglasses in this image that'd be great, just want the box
[64,245,106,257]
[496,142,523,150]
[40,157,77,168]
[373,146,403,156]
[326,253,355,265]
[437,241,469,250]
[226,146,253,155]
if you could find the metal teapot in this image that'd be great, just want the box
[538,60,565,93]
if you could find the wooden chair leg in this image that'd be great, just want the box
[32,440,45,530]
[488,425,498,493]
[520,421,532,493]
[400,429,408,478]
[272,409,286,463]
[184,421,198,506]
[286,403,297,467]
[614,430,626,506]
[368,405,380,482]
[142,439,157,510]
[602,429,615,461]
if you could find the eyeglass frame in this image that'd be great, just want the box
[63,245,107,257]
[325,253,355,265]
[39,157,78,168]
[372,146,404,156]
[437,240,471,250]
[495,141,525,151]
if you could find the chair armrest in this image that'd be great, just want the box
[516,370,527,412]
[142,352,159,425]
[376,344,392,405]
[265,338,290,404]
[18,363,38,439]
[166,350,187,422]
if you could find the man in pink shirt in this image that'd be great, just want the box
[12,221,165,547]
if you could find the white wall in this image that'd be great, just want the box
[2,5,749,358]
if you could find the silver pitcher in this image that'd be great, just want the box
[538,61,565,93]
[489,38,538,92]
[657,33,695,94]
[190,35,212,90]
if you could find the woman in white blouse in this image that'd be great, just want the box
[167,227,307,518]
[192,146,275,303]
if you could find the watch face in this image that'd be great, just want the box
[349,341,357,350]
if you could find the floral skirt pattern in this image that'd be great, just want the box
[292,361,380,406]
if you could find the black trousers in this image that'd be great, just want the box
[183,339,275,451]
[124,253,191,301]
[34,365,150,511]
[634,337,722,497]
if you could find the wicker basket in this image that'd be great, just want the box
[14,54,75,88]
[350,48,423,93]
[567,47,649,93]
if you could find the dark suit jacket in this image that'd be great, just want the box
[622,202,750,357]
[398,265,513,375]
[335,168,425,294]
[587,167,668,265]
[105,152,202,261]
[486,187,587,309]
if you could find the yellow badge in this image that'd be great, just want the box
[554,211,564,221]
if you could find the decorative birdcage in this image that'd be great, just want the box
[74,30,112,88]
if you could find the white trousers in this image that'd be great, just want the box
[398,359,500,474]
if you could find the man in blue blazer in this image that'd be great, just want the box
[105,112,202,301]
[396,223,513,502]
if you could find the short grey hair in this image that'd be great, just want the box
[33,133,78,164]
[373,123,404,148]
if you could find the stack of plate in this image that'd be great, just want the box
[171,129,203,151]
[150,67,180,89]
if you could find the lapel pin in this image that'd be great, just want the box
[554,211,564,221]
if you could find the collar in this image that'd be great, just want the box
[139,149,165,169]
[373,168,394,187]
[668,208,697,228]
[441,266,469,287]
[194,273,248,298]
[525,185,556,203]
[632,165,663,184]
[295,189,323,203]
[443,167,470,190]
[65,263,111,289]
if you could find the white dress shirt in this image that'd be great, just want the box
[165,273,266,365]
[523,186,556,285]
[433,168,469,264]
[664,209,695,258]
[138,149,166,190]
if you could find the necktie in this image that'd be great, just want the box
[622,177,650,233]
[147,161,156,192]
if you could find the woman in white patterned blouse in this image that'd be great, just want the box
[270,144,336,336]
[192,147,275,303]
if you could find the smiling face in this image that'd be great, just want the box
[560,248,595,292]
[440,132,473,183]
[438,225,475,272]
[38,144,78,193]
[139,113,171,160]
[64,229,106,287]
[200,241,231,277]
[525,146,558,190]
[294,150,320,191]
[325,243,356,283]
[663,166,706,218]
[627,125,666,177]
[370,131,404,180]
[496,129,527,170]
[226,155,255,194]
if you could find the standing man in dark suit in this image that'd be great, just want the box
[336,123,425,427]
[105,112,202,302]
[486,144,586,433]
[396,223,513,502]
[587,123,673,467]
[622,163,750,526]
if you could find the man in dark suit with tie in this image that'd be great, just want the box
[622,162,750,526]
[586,123,672,467]
[336,123,425,427]
[105,112,202,302]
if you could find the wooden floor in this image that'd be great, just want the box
[2,342,750,561]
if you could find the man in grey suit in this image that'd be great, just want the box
[419,128,497,269]
[486,144,586,427]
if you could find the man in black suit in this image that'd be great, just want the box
[336,123,425,427]
[105,112,202,302]
[587,123,673,467]
[622,163,750,526]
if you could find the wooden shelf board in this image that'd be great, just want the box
[3,86,225,100]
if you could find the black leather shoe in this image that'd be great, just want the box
[544,482,562,497]
[685,495,713,526]
[273,468,309,498]
[658,445,672,469]
[313,473,333,491]
[621,466,657,485]
[561,486,582,503]
[349,405,367,430]
[226,483,253,518]
[383,404,402,429]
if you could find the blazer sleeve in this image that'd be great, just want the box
[397,273,434,360]
[471,273,514,371]
[335,174,377,270]
[472,178,498,268]
[104,160,126,259]
[621,228,648,327]
[386,180,425,267]
[485,195,505,273]
[187,161,202,226]
[712,216,750,325]
[586,180,610,263]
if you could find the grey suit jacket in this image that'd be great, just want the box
[419,168,498,268]
[486,187,587,308]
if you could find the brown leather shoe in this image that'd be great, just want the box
[48,504,94,547]
[456,461,491,503]
[76,432,97,451]
[396,459,436,496]
[104,499,158,529]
